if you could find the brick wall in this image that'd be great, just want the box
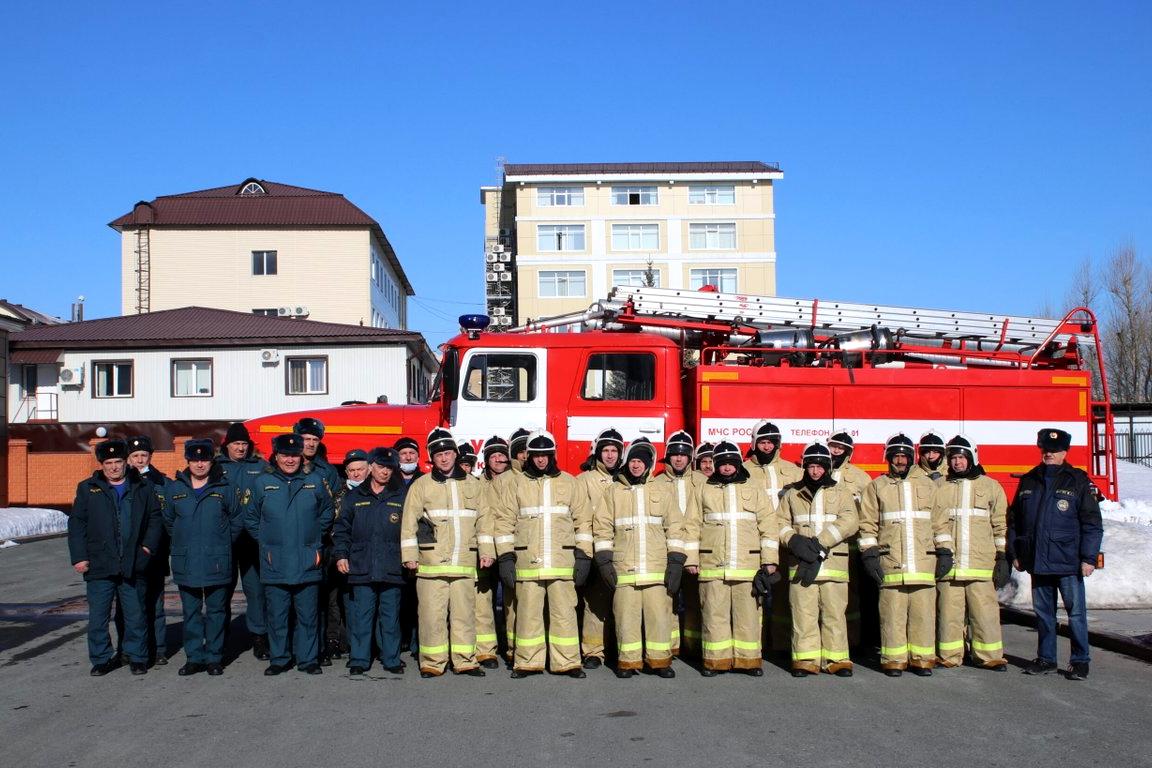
[7,436,193,508]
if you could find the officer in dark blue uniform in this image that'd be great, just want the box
[1010,428,1104,681]
[295,417,340,491]
[244,433,335,675]
[333,447,409,675]
[160,439,245,676]
[217,422,272,659]
[68,438,163,676]
[124,435,170,665]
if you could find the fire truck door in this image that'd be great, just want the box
[565,350,666,464]
[450,348,548,446]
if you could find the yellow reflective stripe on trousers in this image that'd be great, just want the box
[517,635,546,648]
[909,644,935,655]
[618,641,644,653]
[517,568,574,579]
[702,639,733,651]
[506,631,516,642]
[822,649,850,661]
[938,639,965,651]
[422,643,450,654]
[732,639,760,651]
[418,565,477,577]
[792,649,821,660]
[646,640,673,652]
[881,644,909,656]
[475,633,498,643]
[549,634,579,646]
[450,644,475,654]
[971,639,1003,651]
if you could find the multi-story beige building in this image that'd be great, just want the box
[480,161,782,325]
[111,178,412,328]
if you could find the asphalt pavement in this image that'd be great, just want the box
[2,537,1150,768]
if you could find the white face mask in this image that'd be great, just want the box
[400,462,418,474]
[346,478,363,490]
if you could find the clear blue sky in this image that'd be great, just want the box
[2,1,1148,344]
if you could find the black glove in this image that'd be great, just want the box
[594,550,618,590]
[861,547,885,586]
[497,552,516,591]
[664,552,687,597]
[993,552,1011,589]
[794,559,821,588]
[416,517,436,545]
[573,549,592,587]
[789,535,822,564]
[752,565,779,597]
[934,548,954,581]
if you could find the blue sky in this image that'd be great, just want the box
[1,1,1148,343]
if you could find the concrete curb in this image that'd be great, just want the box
[1001,606,1152,664]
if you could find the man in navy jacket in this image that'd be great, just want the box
[68,438,163,676]
[1009,428,1104,681]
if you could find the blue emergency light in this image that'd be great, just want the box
[459,314,491,339]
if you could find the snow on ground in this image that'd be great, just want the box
[0,507,68,544]
[1000,460,1152,610]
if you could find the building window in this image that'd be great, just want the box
[690,267,737,293]
[20,364,38,397]
[611,223,659,251]
[689,222,737,250]
[538,270,586,298]
[172,359,213,397]
[462,353,538,402]
[239,181,267,195]
[536,186,584,206]
[689,184,736,205]
[582,353,655,401]
[537,224,585,252]
[287,356,328,395]
[252,308,279,316]
[252,250,278,275]
[611,186,659,206]
[93,361,133,398]
[612,269,660,288]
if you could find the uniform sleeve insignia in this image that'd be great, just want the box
[1056,500,1070,511]
[389,512,400,523]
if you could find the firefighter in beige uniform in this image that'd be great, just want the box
[494,431,593,678]
[827,431,873,648]
[480,435,517,661]
[576,427,624,669]
[934,435,1009,670]
[655,430,697,657]
[400,428,492,677]
[779,442,859,676]
[914,431,948,482]
[593,438,686,678]
[858,434,951,676]
[470,436,513,668]
[742,420,803,653]
[683,441,778,675]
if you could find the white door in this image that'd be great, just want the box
[449,347,548,448]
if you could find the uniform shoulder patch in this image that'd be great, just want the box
[172,493,188,501]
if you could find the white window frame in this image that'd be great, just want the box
[172,358,213,398]
[93,361,133,399]
[286,356,328,395]
[537,224,585,252]
[611,223,659,251]
[688,222,737,250]
[536,186,584,207]
[611,269,661,288]
[688,184,736,205]
[611,186,659,206]
[690,268,738,293]
[538,270,587,298]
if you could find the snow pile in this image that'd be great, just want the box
[1000,460,1152,610]
[0,507,69,541]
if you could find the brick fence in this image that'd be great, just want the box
[7,436,195,508]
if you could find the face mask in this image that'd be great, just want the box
[346,479,363,490]
[400,462,418,474]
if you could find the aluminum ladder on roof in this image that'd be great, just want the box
[596,285,1091,349]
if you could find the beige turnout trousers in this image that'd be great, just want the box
[417,576,478,675]
[514,579,581,673]
[700,580,762,671]
[937,580,1005,667]
[879,585,936,669]
[790,580,850,672]
[475,569,498,663]
[613,584,674,670]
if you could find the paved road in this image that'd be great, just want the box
[2,538,1150,768]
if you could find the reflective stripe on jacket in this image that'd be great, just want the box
[779,480,859,583]
[933,474,1008,581]
[683,479,778,581]
[593,473,686,586]
[401,473,491,578]
[493,471,592,581]
[859,473,949,586]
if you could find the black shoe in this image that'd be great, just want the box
[615,668,637,678]
[510,669,540,679]
[129,662,148,676]
[420,671,437,678]
[264,663,291,676]
[1024,658,1057,676]
[566,668,587,678]
[582,657,602,670]
[744,667,764,677]
[910,667,933,677]
[1066,662,1089,681]
[299,663,323,675]
[384,665,405,674]
[349,666,367,676]
[319,655,333,667]
[791,669,813,678]
[206,664,223,676]
[457,667,486,677]
[480,658,500,669]
[326,640,344,660]
[700,668,719,677]
[252,635,270,661]
[90,658,120,676]
[153,656,169,666]
[834,668,853,678]
[654,667,675,679]
[178,663,206,677]
[884,668,904,678]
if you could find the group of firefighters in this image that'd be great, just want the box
[67,416,1098,680]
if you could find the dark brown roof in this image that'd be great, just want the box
[503,161,781,176]
[10,306,422,351]
[108,178,413,294]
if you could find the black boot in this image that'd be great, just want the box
[252,635,270,661]
[178,662,206,676]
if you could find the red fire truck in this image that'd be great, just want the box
[244,286,1118,500]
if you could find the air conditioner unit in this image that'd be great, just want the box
[59,365,84,385]
[294,306,309,317]
[277,307,292,317]
[485,273,498,282]
[260,348,280,363]
[493,244,505,254]
[485,253,498,263]
[498,252,512,263]
[497,316,513,326]
[498,272,512,282]
[490,263,504,272]
[490,307,505,316]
